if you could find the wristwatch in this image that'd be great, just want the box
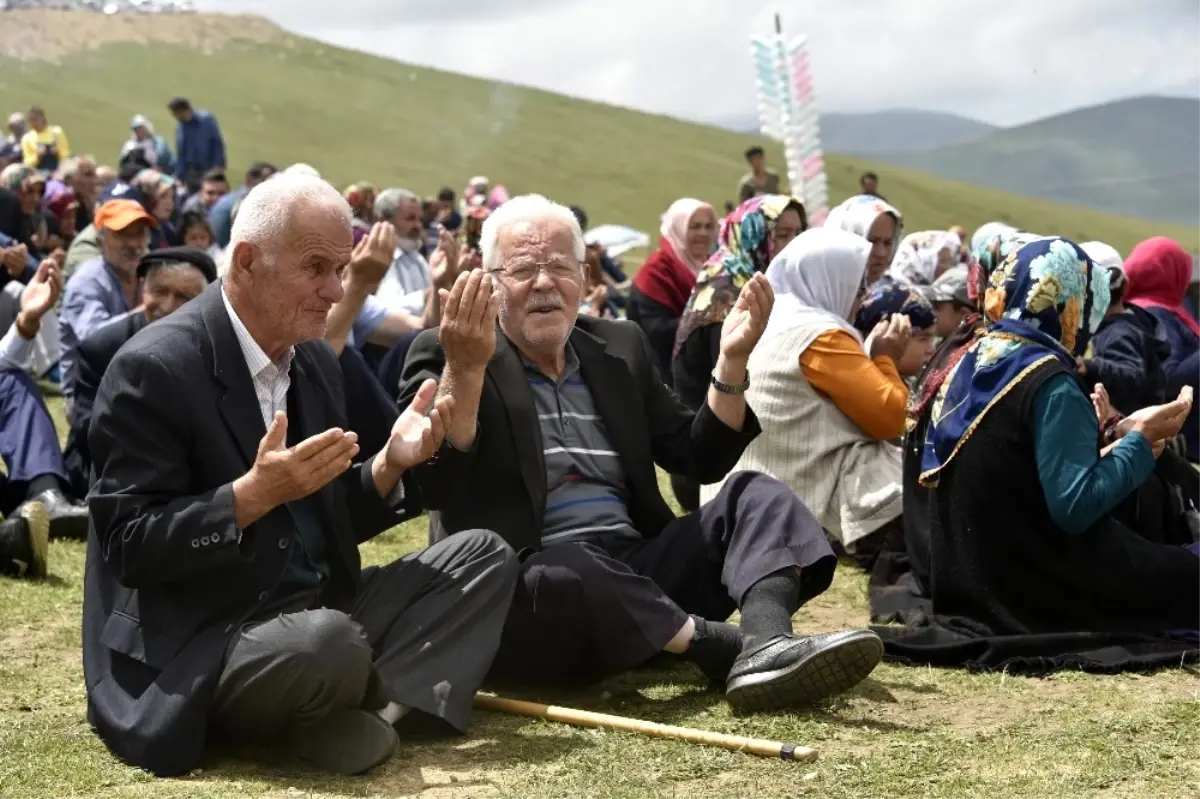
[711,370,750,395]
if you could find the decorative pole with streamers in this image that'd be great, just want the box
[751,14,829,225]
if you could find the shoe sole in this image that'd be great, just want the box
[292,710,399,776]
[725,632,884,713]
[18,501,50,579]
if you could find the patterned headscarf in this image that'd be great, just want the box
[854,279,936,338]
[969,227,1044,305]
[825,194,904,243]
[0,164,35,193]
[888,230,962,286]
[919,237,1108,486]
[673,194,806,357]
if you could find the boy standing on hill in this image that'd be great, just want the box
[737,146,785,201]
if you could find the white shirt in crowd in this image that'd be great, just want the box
[0,324,35,372]
[374,247,431,317]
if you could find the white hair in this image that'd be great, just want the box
[284,163,321,179]
[229,172,350,262]
[480,194,586,273]
[373,187,419,222]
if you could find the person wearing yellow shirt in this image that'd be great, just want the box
[21,107,70,174]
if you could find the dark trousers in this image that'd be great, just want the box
[210,530,518,740]
[489,472,836,683]
[0,369,67,514]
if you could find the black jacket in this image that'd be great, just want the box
[397,316,761,554]
[1081,304,1170,416]
[82,283,420,776]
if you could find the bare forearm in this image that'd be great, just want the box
[420,286,442,329]
[324,282,371,356]
[441,364,485,448]
[705,354,748,431]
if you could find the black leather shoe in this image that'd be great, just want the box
[288,708,399,775]
[725,629,883,713]
[32,489,89,541]
[0,501,49,579]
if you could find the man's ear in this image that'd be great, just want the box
[228,241,254,276]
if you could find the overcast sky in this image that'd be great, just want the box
[194,0,1199,127]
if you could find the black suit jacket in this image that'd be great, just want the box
[397,316,761,554]
[63,310,150,497]
[82,283,420,777]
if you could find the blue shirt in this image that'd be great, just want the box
[174,110,226,176]
[0,231,38,290]
[1030,373,1155,534]
[208,185,246,248]
[58,257,135,397]
[347,293,389,349]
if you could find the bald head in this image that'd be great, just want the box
[226,172,352,358]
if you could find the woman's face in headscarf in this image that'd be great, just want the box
[153,186,174,220]
[18,176,44,215]
[935,244,956,278]
[684,206,717,261]
[770,207,804,260]
[865,213,898,283]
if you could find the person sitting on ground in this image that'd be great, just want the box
[824,194,903,286]
[343,182,377,242]
[1,165,48,255]
[893,237,1198,662]
[119,115,175,174]
[702,228,910,570]
[83,172,519,778]
[209,161,276,249]
[0,255,88,553]
[0,113,24,169]
[922,265,974,338]
[578,243,618,319]
[627,198,717,375]
[435,187,463,233]
[1123,237,1200,462]
[20,106,70,174]
[887,230,961,288]
[42,155,99,235]
[1075,241,1169,417]
[372,187,450,317]
[399,194,882,711]
[737,145,783,201]
[58,200,156,403]
[567,205,629,305]
[181,167,229,216]
[853,279,937,379]
[127,169,179,250]
[62,246,218,497]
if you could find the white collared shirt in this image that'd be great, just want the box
[0,323,35,372]
[221,287,294,429]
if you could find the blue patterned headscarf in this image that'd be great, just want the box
[853,278,936,337]
[919,237,1109,486]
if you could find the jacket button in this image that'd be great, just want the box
[278,538,289,549]
[191,538,199,548]
[258,590,269,601]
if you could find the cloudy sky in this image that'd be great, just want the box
[194,0,1199,127]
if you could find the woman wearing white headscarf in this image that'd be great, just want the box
[887,230,961,286]
[824,194,904,286]
[701,227,907,562]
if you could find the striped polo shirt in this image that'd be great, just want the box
[520,346,640,547]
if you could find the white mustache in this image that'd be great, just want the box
[527,292,565,312]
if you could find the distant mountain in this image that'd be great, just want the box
[711,109,997,153]
[876,96,1200,226]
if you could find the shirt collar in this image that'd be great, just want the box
[221,286,294,379]
[516,341,580,383]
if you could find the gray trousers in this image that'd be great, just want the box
[210,529,518,741]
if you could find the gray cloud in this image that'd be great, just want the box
[195,0,1200,126]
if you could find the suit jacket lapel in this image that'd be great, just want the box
[201,283,265,469]
[286,350,347,548]
[571,326,649,487]
[488,334,546,525]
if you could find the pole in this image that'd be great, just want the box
[774,12,782,34]
[475,694,818,762]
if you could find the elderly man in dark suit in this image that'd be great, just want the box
[399,194,882,714]
[83,172,518,778]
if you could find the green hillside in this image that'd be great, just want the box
[882,96,1200,227]
[1,12,1196,256]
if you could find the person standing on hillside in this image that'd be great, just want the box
[209,161,276,248]
[737,146,785,201]
[119,115,176,175]
[167,97,226,194]
[859,171,886,200]
[0,113,26,169]
[20,107,70,174]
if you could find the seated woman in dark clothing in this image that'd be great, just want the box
[627,198,716,375]
[668,194,805,511]
[912,237,1197,644]
[1123,237,1200,462]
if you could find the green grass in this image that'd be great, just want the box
[1,19,1197,257]
[1,397,1196,798]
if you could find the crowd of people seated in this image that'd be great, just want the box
[0,100,1196,779]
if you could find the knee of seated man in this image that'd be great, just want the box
[451,529,521,578]
[278,608,372,680]
[724,470,797,504]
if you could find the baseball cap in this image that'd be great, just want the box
[923,264,971,306]
[95,199,158,232]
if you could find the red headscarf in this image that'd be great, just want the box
[1124,236,1200,336]
[632,198,714,315]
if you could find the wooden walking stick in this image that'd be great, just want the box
[474,694,817,762]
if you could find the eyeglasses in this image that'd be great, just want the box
[489,260,580,283]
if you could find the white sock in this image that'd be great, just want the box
[377,701,409,726]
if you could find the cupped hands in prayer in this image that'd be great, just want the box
[438,269,500,372]
[718,272,774,361]
[1117,386,1194,457]
[384,377,454,472]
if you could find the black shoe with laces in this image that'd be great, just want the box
[725,629,883,713]
[0,501,50,579]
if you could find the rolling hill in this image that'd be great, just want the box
[1,9,1196,255]
[878,96,1200,226]
[817,110,997,154]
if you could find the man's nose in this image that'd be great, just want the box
[320,270,345,303]
[532,267,556,290]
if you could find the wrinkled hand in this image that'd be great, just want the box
[2,244,28,277]
[241,412,359,517]
[869,313,913,362]
[18,257,62,322]
[1091,383,1117,425]
[347,221,396,288]
[718,273,774,360]
[438,269,500,372]
[385,378,454,471]
[1119,386,1193,445]
[429,228,461,290]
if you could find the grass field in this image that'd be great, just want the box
[1,396,1197,798]
[1,10,1197,257]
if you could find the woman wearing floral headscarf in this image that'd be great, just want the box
[913,237,1197,643]
[672,195,806,413]
[0,163,48,254]
[887,230,960,287]
[825,194,903,286]
[700,227,911,565]
[628,197,717,375]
